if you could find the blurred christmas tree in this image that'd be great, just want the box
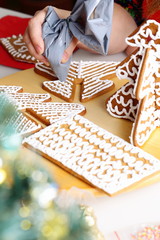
[0,94,104,240]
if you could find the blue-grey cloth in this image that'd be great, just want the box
[42,0,113,81]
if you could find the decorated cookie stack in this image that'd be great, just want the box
[106,20,160,147]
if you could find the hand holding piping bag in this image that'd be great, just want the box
[42,0,113,81]
[24,0,137,81]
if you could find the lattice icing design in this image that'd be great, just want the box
[23,114,160,196]
[40,61,118,102]
[6,92,51,110]
[27,102,86,125]
[0,34,36,63]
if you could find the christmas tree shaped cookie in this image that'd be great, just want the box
[0,34,36,63]
[35,61,118,102]
[106,20,160,147]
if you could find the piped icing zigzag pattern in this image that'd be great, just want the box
[130,48,160,146]
[106,81,138,121]
[106,20,160,147]
[23,114,160,196]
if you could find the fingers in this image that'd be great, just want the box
[61,37,79,63]
[23,7,49,65]
[23,6,76,65]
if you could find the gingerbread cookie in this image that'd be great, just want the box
[9,111,42,138]
[126,20,160,50]
[6,92,51,110]
[130,92,157,146]
[116,48,144,82]
[79,61,115,102]
[106,20,160,147]
[0,85,23,93]
[106,81,138,121]
[34,62,58,81]
[42,79,76,103]
[0,34,36,63]
[23,114,160,196]
[130,47,159,146]
[133,48,157,100]
[27,102,86,125]
[41,61,117,102]
[0,94,41,138]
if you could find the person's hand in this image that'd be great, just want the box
[23,6,79,65]
[23,7,49,65]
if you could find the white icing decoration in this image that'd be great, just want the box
[0,85,23,93]
[5,92,51,110]
[126,20,160,51]
[0,34,36,62]
[0,100,41,140]
[116,49,143,81]
[41,61,118,102]
[108,20,160,147]
[27,102,86,124]
[23,114,160,196]
[106,81,138,121]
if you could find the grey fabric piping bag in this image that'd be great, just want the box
[42,0,114,81]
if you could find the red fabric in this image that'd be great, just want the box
[142,0,160,22]
[0,15,34,70]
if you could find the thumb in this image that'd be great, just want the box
[61,37,78,63]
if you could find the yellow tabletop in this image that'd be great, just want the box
[1,67,160,195]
